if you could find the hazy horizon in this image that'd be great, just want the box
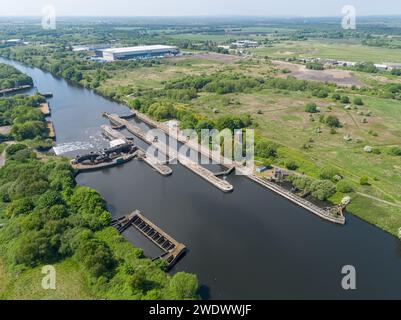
[0,0,400,17]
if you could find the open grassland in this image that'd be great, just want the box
[0,259,93,300]
[251,40,401,63]
[190,84,401,235]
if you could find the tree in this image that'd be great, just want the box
[255,140,278,158]
[325,115,341,128]
[75,239,115,278]
[310,180,336,200]
[168,272,198,299]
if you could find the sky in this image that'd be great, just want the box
[0,0,400,17]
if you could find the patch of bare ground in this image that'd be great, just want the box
[0,126,11,135]
[273,60,363,87]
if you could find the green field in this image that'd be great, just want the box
[251,40,401,63]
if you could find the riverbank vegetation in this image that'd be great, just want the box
[0,94,198,300]
[0,63,33,90]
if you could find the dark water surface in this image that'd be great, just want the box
[2,57,401,299]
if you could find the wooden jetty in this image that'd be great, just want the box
[103,113,233,192]
[111,210,186,269]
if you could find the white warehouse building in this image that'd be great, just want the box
[101,45,179,61]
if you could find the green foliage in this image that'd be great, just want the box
[255,139,278,159]
[5,143,27,156]
[306,62,324,70]
[332,93,341,101]
[324,115,341,128]
[309,180,336,200]
[340,96,350,104]
[168,272,198,299]
[304,102,318,113]
[388,146,401,156]
[360,176,370,185]
[336,180,354,193]
[352,62,378,73]
[0,63,33,90]
[319,166,341,181]
[285,160,298,170]
[353,97,364,105]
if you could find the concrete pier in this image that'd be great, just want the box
[111,210,186,269]
[103,113,233,192]
[247,174,345,225]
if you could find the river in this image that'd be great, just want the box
[2,57,401,299]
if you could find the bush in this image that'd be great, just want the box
[336,180,354,193]
[5,143,28,156]
[305,102,318,113]
[319,166,341,181]
[360,176,370,185]
[340,96,350,104]
[310,180,336,200]
[353,97,364,106]
[332,93,341,101]
[325,115,341,128]
[285,160,298,170]
[306,62,324,70]
[388,147,401,156]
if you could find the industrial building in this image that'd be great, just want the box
[100,45,179,61]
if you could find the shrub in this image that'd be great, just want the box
[353,97,364,106]
[319,166,341,181]
[360,176,370,185]
[388,146,401,156]
[305,102,318,113]
[285,160,298,170]
[336,180,354,193]
[310,180,336,200]
[340,96,350,104]
[325,115,341,128]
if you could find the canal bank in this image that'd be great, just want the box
[2,57,401,299]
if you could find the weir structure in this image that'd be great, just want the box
[102,113,233,192]
[110,210,187,269]
[101,125,172,176]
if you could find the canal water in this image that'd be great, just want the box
[2,57,401,299]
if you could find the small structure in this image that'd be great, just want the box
[231,40,259,48]
[256,166,268,173]
[364,146,373,153]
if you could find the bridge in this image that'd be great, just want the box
[111,210,187,269]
